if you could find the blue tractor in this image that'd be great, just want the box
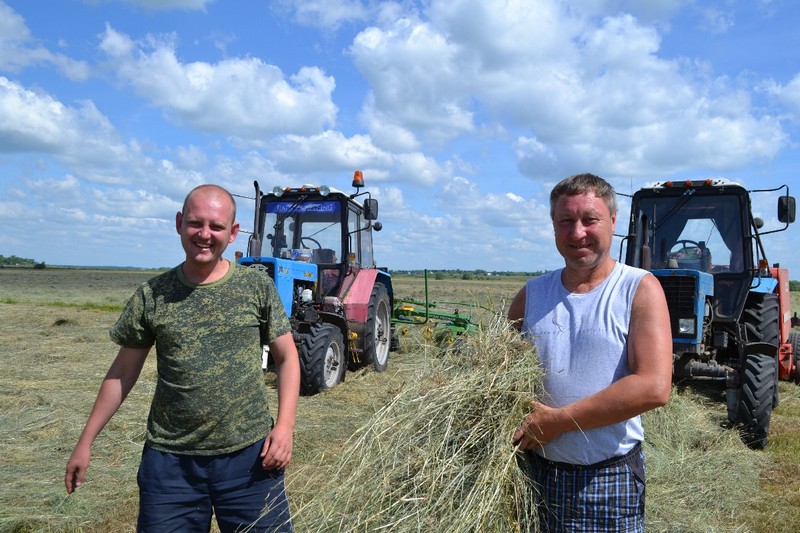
[623,178,796,449]
[237,171,398,395]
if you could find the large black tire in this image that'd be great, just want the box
[362,283,391,372]
[741,292,780,408]
[299,323,345,396]
[790,331,800,384]
[738,352,777,450]
[742,293,780,345]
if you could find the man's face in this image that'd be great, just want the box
[176,192,239,268]
[552,192,616,271]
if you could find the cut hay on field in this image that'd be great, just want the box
[643,388,769,532]
[3,268,790,531]
[290,316,544,533]
[0,303,149,532]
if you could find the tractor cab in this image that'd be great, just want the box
[624,179,794,324]
[244,172,383,305]
[626,179,752,323]
[260,190,347,295]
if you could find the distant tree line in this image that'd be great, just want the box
[1,255,45,269]
[395,269,800,288]
[390,269,548,281]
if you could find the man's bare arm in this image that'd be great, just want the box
[65,346,150,492]
[259,332,300,469]
[507,285,527,331]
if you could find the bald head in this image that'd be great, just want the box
[182,184,237,224]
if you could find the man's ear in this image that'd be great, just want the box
[229,221,240,243]
[175,212,183,234]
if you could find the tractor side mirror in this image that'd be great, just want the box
[364,198,379,220]
[778,195,796,224]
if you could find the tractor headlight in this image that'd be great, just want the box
[678,318,695,336]
[319,185,331,197]
[272,186,285,197]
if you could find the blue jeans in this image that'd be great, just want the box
[137,438,293,532]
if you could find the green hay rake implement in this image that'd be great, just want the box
[392,271,480,343]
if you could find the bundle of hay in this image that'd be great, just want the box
[291,316,544,532]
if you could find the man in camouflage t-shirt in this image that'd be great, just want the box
[65,185,300,532]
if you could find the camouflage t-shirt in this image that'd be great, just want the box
[110,261,291,455]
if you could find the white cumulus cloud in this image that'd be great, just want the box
[98,25,339,139]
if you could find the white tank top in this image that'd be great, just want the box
[521,261,647,464]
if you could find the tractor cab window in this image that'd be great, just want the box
[633,194,745,273]
[263,200,343,263]
[347,203,374,268]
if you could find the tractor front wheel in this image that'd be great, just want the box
[299,323,345,396]
[738,351,777,450]
[362,283,391,372]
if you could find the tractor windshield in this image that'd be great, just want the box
[263,199,343,264]
[632,193,746,273]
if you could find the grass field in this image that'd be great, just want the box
[2,267,800,532]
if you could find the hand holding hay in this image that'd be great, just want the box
[513,401,558,450]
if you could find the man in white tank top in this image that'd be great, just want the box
[507,174,672,532]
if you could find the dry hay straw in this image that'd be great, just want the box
[290,315,543,533]
[1,303,148,532]
[642,387,769,532]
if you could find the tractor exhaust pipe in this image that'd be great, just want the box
[248,180,263,257]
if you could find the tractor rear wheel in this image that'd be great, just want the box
[299,323,345,396]
[362,283,391,372]
[738,351,777,450]
[790,331,800,383]
[742,292,780,345]
[741,292,780,408]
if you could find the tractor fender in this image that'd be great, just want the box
[741,341,778,360]
[749,278,779,294]
[342,268,379,323]
[318,310,349,339]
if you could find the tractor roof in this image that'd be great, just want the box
[268,184,347,197]
[640,177,744,191]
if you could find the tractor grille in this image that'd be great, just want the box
[655,274,696,337]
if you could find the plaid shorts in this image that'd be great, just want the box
[520,443,646,533]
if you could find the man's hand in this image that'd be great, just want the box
[513,401,566,450]
[65,443,91,493]
[260,423,293,470]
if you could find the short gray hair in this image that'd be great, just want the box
[549,173,617,219]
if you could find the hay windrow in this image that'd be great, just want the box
[643,389,769,532]
[290,316,543,533]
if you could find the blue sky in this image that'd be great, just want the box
[0,0,798,276]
